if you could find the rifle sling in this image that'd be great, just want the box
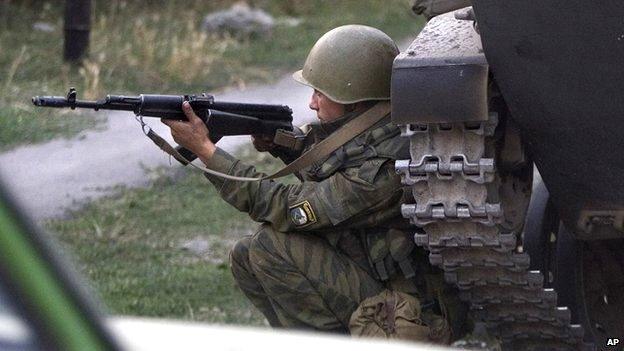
[146,101,391,182]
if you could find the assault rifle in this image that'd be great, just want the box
[32,88,294,164]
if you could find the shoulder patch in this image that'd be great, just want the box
[289,200,317,227]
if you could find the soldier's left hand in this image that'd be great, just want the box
[161,101,216,159]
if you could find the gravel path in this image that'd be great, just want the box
[0,76,315,220]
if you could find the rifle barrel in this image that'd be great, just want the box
[32,94,293,121]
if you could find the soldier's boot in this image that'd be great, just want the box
[230,236,283,327]
[247,224,384,333]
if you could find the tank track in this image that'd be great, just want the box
[395,115,593,351]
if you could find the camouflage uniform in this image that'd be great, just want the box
[202,109,455,333]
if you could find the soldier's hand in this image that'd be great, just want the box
[161,101,216,160]
[251,134,277,152]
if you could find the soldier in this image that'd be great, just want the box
[162,25,461,343]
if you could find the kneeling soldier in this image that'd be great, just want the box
[163,25,464,344]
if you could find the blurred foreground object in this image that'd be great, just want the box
[0,177,118,350]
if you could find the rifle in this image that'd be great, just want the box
[32,87,294,164]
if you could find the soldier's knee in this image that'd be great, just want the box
[229,236,253,279]
[250,224,284,251]
[248,224,289,268]
[231,236,251,262]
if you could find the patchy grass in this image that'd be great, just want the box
[45,146,293,325]
[47,168,265,325]
[0,0,423,150]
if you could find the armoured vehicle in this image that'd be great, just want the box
[392,1,624,349]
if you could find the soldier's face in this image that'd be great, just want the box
[309,90,345,123]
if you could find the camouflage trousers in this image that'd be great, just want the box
[230,224,385,333]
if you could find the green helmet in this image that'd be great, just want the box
[293,25,399,104]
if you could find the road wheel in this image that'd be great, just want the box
[555,226,624,347]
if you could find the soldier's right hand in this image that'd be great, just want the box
[251,134,276,152]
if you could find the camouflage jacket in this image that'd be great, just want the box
[203,108,424,283]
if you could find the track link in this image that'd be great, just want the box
[396,116,592,350]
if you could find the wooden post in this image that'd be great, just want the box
[63,0,91,62]
[0,0,9,29]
